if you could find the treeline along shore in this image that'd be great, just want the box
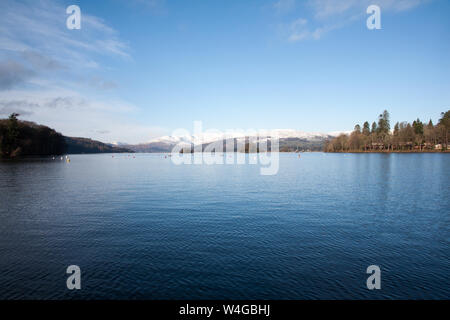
[324,110,450,153]
[0,113,133,158]
[2,111,449,158]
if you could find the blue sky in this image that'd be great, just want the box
[0,0,449,143]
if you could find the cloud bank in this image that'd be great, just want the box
[0,0,162,144]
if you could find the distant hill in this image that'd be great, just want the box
[278,137,327,152]
[0,115,133,158]
[127,141,174,153]
[65,137,133,154]
[124,135,333,153]
[0,117,66,157]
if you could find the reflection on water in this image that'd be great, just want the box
[0,153,449,299]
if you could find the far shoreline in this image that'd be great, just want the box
[323,150,450,154]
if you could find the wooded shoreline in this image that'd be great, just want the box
[0,114,133,158]
[324,110,449,153]
[325,150,449,153]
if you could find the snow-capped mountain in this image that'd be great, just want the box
[148,129,344,145]
[124,130,348,153]
[110,141,129,146]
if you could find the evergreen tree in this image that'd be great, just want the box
[2,113,20,157]
[362,122,370,135]
[377,110,390,135]
[394,122,399,135]
[324,110,450,152]
[371,122,377,134]
[413,118,424,136]
[438,111,450,148]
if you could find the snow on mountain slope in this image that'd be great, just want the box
[148,129,347,145]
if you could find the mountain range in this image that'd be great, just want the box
[119,130,346,153]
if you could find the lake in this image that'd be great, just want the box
[0,153,448,299]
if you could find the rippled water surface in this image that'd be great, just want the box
[0,153,449,299]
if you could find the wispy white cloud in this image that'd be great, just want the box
[284,0,430,42]
[273,0,296,14]
[0,0,130,64]
[309,0,428,19]
[287,17,347,42]
[21,50,64,70]
[288,18,311,42]
[0,0,163,144]
[86,76,119,91]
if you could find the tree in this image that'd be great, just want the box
[404,123,415,149]
[362,122,370,135]
[383,110,391,131]
[349,125,363,150]
[413,118,424,136]
[1,113,20,157]
[371,122,377,134]
[336,134,349,151]
[392,122,400,150]
[438,110,450,149]
[424,119,436,146]
[377,110,390,135]
[412,118,424,149]
[393,122,399,135]
[324,110,449,153]
[376,110,391,148]
[8,113,19,135]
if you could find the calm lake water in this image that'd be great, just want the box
[0,153,449,299]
